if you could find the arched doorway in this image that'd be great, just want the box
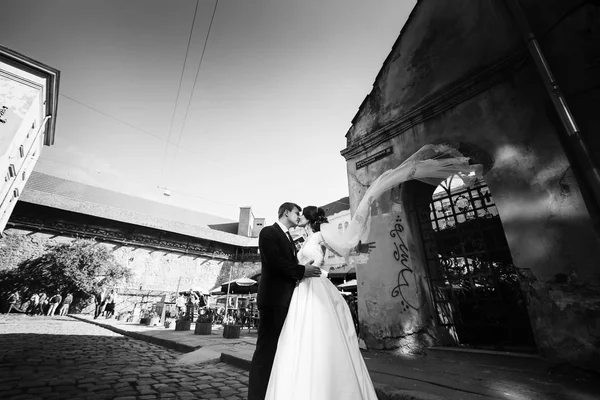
[415,174,536,352]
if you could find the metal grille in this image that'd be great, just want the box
[419,177,535,350]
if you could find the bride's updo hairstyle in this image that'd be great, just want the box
[303,206,328,232]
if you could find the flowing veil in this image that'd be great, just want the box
[320,144,483,258]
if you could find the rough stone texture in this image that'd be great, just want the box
[344,0,600,371]
[110,246,260,295]
[0,229,261,315]
[346,0,520,146]
[0,314,249,399]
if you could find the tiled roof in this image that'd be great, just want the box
[320,196,350,217]
[20,172,258,247]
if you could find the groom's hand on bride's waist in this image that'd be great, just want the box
[303,260,321,278]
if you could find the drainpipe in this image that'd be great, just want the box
[505,0,600,224]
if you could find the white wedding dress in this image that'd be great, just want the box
[265,230,378,400]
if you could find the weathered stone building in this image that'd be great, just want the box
[343,0,600,371]
[2,171,262,315]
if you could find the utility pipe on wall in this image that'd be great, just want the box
[505,0,600,223]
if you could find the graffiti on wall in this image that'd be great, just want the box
[390,214,420,312]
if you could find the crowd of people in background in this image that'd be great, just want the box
[5,286,356,333]
[93,287,118,319]
[3,290,74,316]
[174,289,207,320]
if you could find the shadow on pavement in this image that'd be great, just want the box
[0,314,251,399]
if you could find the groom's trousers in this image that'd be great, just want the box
[248,305,290,400]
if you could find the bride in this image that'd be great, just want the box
[264,144,482,399]
[264,205,378,400]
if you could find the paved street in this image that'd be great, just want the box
[0,315,249,400]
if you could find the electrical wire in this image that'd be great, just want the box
[59,1,222,172]
[59,93,163,141]
[161,0,201,179]
[58,92,224,164]
[173,0,220,155]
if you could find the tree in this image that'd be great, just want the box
[0,239,131,313]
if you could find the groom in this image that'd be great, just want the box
[248,202,321,400]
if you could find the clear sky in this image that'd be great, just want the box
[1,0,415,223]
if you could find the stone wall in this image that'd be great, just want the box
[0,228,261,317]
[345,0,521,148]
[356,192,441,353]
[343,0,600,371]
[110,245,260,294]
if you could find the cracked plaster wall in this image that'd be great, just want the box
[345,0,600,370]
[357,195,439,353]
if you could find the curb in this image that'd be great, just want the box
[220,352,252,371]
[70,315,201,353]
[72,316,440,400]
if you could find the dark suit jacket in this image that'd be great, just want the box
[257,223,305,307]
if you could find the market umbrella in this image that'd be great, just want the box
[179,289,207,296]
[250,273,261,285]
[328,270,347,280]
[337,279,357,292]
[220,278,258,295]
[209,287,226,295]
[327,264,350,279]
[216,277,258,320]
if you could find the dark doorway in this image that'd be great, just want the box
[415,176,536,352]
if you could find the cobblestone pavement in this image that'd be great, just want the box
[0,315,249,400]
